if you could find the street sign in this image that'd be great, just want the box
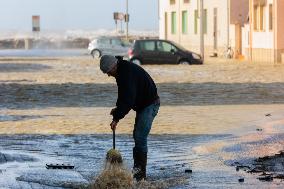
[32,15,40,32]
[113,12,125,21]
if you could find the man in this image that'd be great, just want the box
[100,55,160,181]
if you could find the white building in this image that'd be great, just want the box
[159,0,248,58]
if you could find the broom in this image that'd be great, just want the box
[106,129,123,164]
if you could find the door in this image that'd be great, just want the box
[213,8,218,52]
[235,24,242,58]
[138,41,158,64]
[157,41,178,64]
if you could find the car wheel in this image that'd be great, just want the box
[179,60,190,65]
[131,58,142,65]
[91,50,101,59]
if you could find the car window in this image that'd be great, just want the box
[111,38,122,46]
[139,41,155,51]
[157,41,177,52]
[98,38,110,45]
[171,41,187,51]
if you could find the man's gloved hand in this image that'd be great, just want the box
[110,120,118,130]
[110,107,117,115]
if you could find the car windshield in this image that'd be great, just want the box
[170,41,187,51]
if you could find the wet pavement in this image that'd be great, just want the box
[0,133,284,188]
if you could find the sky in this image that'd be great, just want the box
[0,0,158,31]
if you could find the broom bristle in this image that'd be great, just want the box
[92,163,134,189]
[106,149,123,164]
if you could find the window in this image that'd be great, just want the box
[203,9,207,34]
[194,10,198,34]
[253,5,265,31]
[98,38,110,45]
[140,41,155,51]
[171,12,177,34]
[193,9,206,34]
[182,11,188,34]
[170,0,175,5]
[259,6,264,31]
[253,5,258,30]
[269,4,273,30]
[157,41,177,52]
[111,38,122,46]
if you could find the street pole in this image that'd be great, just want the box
[126,0,129,40]
[158,0,160,21]
[200,0,204,60]
[227,0,230,51]
[249,0,253,62]
[178,0,181,44]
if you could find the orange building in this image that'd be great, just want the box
[245,0,284,63]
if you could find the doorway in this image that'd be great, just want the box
[235,24,242,58]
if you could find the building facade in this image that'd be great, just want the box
[159,0,284,63]
[244,0,284,63]
[159,0,249,58]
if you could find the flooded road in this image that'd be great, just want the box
[1,56,284,188]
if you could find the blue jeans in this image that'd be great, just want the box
[133,102,160,153]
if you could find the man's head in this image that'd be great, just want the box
[100,55,118,77]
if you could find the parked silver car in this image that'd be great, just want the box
[88,36,129,59]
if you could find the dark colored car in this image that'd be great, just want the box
[128,39,203,65]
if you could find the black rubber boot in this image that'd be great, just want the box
[133,148,147,181]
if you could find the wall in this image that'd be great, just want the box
[230,0,249,25]
[251,0,274,49]
[275,0,284,62]
[159,0,168,39]
[241,0,275,63]
[276,0,284,50]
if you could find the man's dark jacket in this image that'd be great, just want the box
[112,60,159,122]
